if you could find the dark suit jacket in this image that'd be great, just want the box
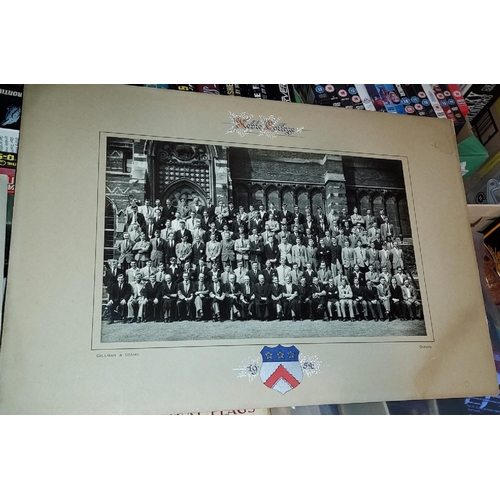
[263,243,279,262]
[223,281,241,297]
[161,281,178,299]
[126,212,146,229]
[143,281,162,300]
[164,240,177,263]
[261,268,278,284]
[174,229,193,244]
[363,285,379,302]
[177,280,195,299]
[240,282,255,301]
[297,283,310,301]
[247,270,260,285]
[254,282,271,303]
[108,282,132,303]
[324,284,339,301]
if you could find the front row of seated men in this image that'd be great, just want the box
[106,270,423,324]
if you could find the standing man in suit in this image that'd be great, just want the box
[220,232,236,270]
[139,199,154,219]
[279,204,294,228]
[233,260,248,284]
[263,235,279,267]
[276,257,292,286]
[191,234,206,264]
[291,237,307,270]
[133,233,151,268]
[234,232,250,269]
[316,261,332,286]
[125,260,140,284]
[391,242,404,271]
[380,216,395,242]
[175,234,193,266]
[206,232,222,269]
[116,232,135,272]
[341,240,354,280]
[150,230,166,268]
[104,259,120,290]
[163,199,176,222]
[126,205,146,232]
[106,274,132,324]
[248,229,264,269]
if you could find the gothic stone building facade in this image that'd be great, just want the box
[104,138,412,259]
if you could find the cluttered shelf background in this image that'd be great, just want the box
[1,83,499,415]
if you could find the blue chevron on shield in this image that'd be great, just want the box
[259,345,303,394]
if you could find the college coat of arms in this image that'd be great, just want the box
[259,345,303,394]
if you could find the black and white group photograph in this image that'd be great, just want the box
[100,137,427,343]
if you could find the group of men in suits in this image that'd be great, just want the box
[106,197,421,324]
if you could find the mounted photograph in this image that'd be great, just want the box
[99,136,427,345]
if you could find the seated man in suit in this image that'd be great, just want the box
[401,278,423,320]
[363,279,383,321]
[176,272,195,321]
[296,276,311,321]
[338,276,355,322]
[161,273,178,323]
[309,276,326,321]
[281,275,299,321]
[351,277,366,321]
[143,274,163,322]
[254,274,271,321]
[224,273,241,321]
[324,277,340,321]
[127,272,147,323]
[209,275,226,322]
[239,274,255,320]
[106,274,132,324]
[193,273,210,321]
[376,276,391,320]
[269,275,284,321]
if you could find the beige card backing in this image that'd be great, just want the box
[0,85,496,414]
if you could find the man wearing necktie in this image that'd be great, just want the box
[106,274,132,324]
[209,275,225,322]
[176,272,194,321]
[240,275,255,320]
[194,274,210,321]
[224,274,241,321]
